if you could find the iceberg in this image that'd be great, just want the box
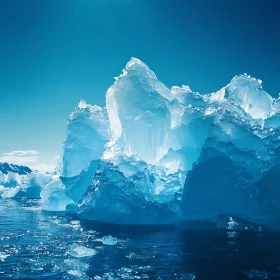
[27,57,280,228]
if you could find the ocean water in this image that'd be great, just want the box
[0,199,280,280]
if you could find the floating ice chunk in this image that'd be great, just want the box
[131,265,155,273]
[180,274,196,280]
[244,270,272,279]
[67,270,90,279]
[0,252,10,262]
[64,259,89,272]
[217,216,264,232]
[126,252,147,260]
[94,272,117,279]
[102,235,118,245]
[66,244,98,258]
[116,267,133,278]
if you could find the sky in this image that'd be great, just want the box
[0,0,279,170]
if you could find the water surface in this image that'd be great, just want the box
[0,199,280,279]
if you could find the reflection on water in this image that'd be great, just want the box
[0,199,280,279]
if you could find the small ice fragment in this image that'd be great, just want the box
[177,274,196,280]
[67,270,83,277]
[70,220,80,225]
[67,269,90,279]
[132,265,155,273]
[185,274,196,280]
[126,252,146,260]
[64,259,89,271]
[244,270,272,279]
[101,235,118,245]
[66,244,97,258]
[0,252,9,262]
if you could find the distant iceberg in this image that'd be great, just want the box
[0,162,51,199]
[3,58,280,227]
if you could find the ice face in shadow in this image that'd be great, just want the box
[181,156,259,221]
[35,57,280,227]
[78,160,178,224]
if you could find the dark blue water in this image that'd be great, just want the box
[0,199,280,280]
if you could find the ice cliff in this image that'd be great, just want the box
[3,58,280,227]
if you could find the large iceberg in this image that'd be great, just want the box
[23,57,280,227]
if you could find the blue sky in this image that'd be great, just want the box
[0,0,279,170]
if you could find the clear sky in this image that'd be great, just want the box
[0,0,279,170]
